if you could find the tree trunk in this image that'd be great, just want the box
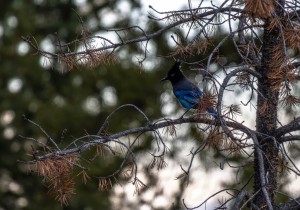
[254,1,285,208]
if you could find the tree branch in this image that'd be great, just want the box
[279,135,300,142]
[217,67,261,140]
[276,116,300,137]
[24,114,253,163]
[278,197,300,210]
[23,7,243,60]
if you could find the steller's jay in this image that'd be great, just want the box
[161,61,217,118]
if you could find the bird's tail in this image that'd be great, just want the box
[207,107,218,119]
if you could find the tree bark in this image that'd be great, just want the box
[254,1,285,208]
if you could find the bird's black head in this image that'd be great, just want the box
[161,61,184,84]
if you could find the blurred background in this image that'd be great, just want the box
[1,0,298,210]
[0,1,190,209]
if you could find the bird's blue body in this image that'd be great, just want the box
[161,61,217,118]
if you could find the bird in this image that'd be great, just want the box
[161,61,217,118]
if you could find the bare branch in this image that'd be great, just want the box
[217,67,262,141]
[22,115,61,150]
[278,197,300,210]
[276,116,300,137]
[279,135,300,142]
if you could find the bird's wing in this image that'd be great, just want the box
[174,89,202,109]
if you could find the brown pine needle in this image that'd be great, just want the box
[35,155,78,205]
[245,0,275,19]
[98,177,113,191]
[77,170,91,184]
[197,93,216,117]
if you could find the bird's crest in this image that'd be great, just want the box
[161,60,184,82]
[167,60,181,76]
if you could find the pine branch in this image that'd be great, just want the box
[23,115,252,163]
[22,6,243,60]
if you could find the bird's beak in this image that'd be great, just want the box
[160,76,168,82]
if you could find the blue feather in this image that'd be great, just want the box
[174,89,202,109]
